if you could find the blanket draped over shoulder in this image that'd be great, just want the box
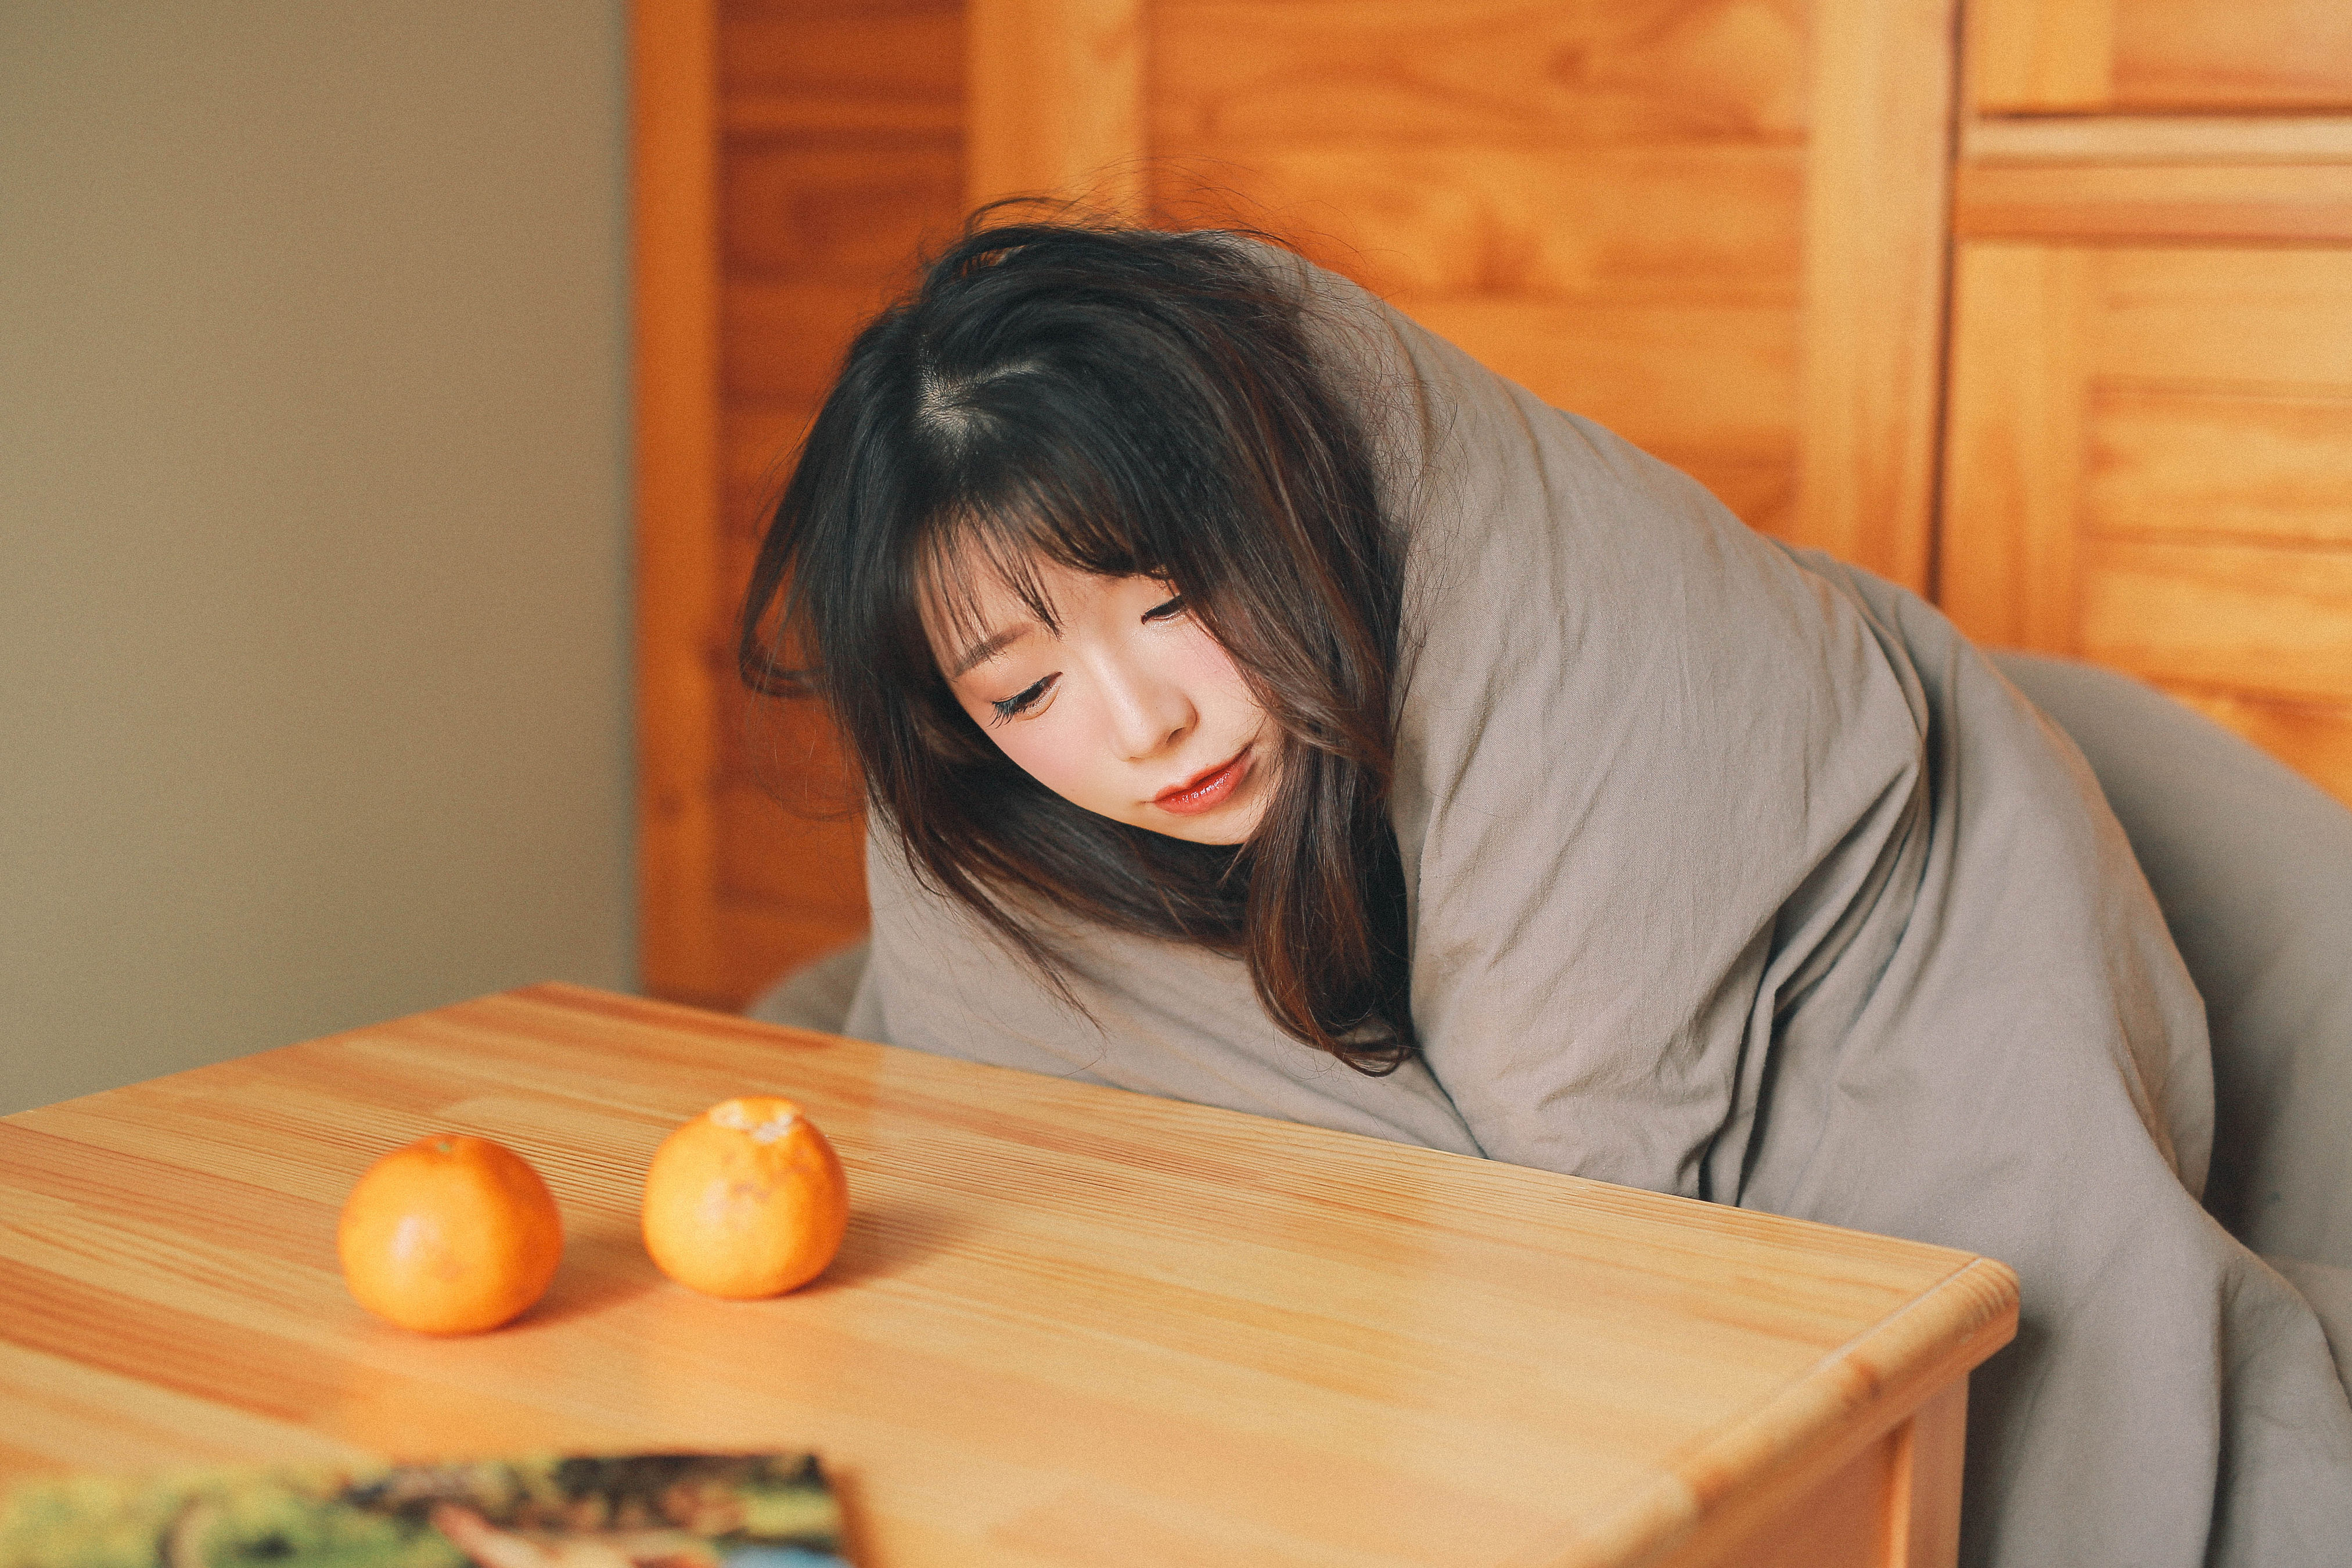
[841,243,2352,1565]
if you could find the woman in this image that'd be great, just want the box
[740,219,2352,1565]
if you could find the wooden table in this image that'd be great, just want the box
[0,985,2017,1568]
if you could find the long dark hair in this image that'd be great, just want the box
[739,218,1414,1071]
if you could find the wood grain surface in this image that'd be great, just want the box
[723,0,964,136]
[0,987,2017,1568]
[638,0,972,1010]
[634,0,731,1008]
[1940,240,2352,808]
[966,0,1146,213]
[1954,161,2352,243]
[1963,114,2352,167]
[1970,0,2352,114]
[645,0,1961,1005]
[1796,0,1958,592]
[1145,0,1809,544]
[1148,0,1804,148]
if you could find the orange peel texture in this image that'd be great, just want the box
[337,1134,564,1335]
[642,1096,849,1299]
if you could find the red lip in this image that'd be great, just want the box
[1153,747,1253,816]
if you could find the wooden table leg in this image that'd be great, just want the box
[1889,1378,1969,1568]
[1725,1376,1971,1568]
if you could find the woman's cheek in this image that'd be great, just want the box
[1169,625,1259,722]
[991,704,1114,814]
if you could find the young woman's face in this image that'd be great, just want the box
[928,558,1275,845]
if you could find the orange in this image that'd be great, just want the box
[337,1134,563,1335]
[641,1096,848,1299]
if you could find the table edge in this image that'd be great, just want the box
[10,979,2019,1567]
[527,981,2024,1568]
[1512,1253,2019,1568]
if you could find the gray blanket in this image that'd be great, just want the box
[841,246,2352,1565]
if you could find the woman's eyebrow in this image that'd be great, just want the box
[950,623,1032,678]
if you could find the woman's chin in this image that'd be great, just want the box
[1127,797,1261,846]
[1158,814,1257,847]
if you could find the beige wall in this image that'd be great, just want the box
[1,2,634,1112]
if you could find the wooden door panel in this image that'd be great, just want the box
[716,781,868,908]
[2089,388,2352,548]
[1937,243,2091,650]
[1146,0,1819,546]
[1163,145,1801,303]
[725,143,965,279]
[642,0,1966,1002]
[1149,0,1806,148]
[2095,248,2352,383]
[709,900,877,991]
[1972,0,2352,114]
[2080,540,2352,701]
[1954,162,2352,244]
[722,280,904,405]
[1400,300,1798,433]
[724,407,811,543]
[2109,0,2352,112]
[1943,240,2352,807]
[721,1,965,132]
[635,0,965,1009]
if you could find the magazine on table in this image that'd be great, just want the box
[0,1451,846,1568]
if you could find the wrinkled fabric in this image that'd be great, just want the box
[844,244,2352,1566]
[1993,650,2352,1272]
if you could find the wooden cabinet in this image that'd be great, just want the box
[638,0,1954,1006]
[1943,0,2352,808]
[636,0,968,1008]
[1142,0,1811,538]
[636,0,2352,1005]
[964,0,1955,583]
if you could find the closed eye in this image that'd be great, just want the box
[990,674,1055,724]
[1142,594,1186,623]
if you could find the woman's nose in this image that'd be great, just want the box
[1103,664,1195,761]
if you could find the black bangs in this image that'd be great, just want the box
[907,459,1166,675]
[891,237,1278,679]
[739,215,1419,1074]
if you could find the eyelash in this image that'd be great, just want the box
[985,596,1186,724]
[991,675,1053,724]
